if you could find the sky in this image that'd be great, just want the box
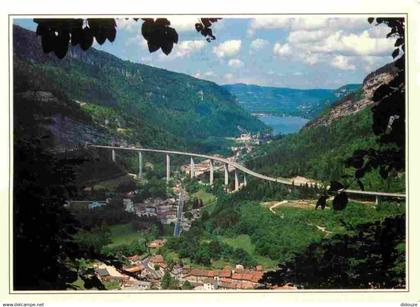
[14,16,397,89]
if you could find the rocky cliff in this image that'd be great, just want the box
[305,62,398,129]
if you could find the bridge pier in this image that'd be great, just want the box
[111,149,116,162]
[138,151,143,178]
[375,195,380,205]
[243,174,247,187]
[209,160,214,185]
[190,157,195,179]
[234,169,239,191]
[166,154,170,184]
[224,163,229,186]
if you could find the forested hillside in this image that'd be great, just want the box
[13,25,266,153]
[223,83,361,119]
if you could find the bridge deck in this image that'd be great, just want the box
[88,144,406,199]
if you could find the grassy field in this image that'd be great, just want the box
[270,200,405,236]
[193,190,217,205]
[107,223,143,247]
[93,174,136,190]
[219,234,278,270]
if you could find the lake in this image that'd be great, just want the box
[256,114,309,135]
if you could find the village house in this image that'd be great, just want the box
[95,267,111,282]
[127,255,140,264]
[95,263,130,285]
[123,264,145,277]
[182,267,264,290]
[141,266,163,281]
[137,280,152,290]
[148,254,167,270]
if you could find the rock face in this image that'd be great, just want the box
[305,62,398,129]
[15,90,110,152]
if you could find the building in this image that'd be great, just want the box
[95,268,110,281]
[123,264,145,277]
[123,198,135,213]
[127,255,140,263]
[182,267,264,290]
[148,254,167,269]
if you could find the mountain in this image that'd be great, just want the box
[13,25,267,154]
[223,83,361,119]
[245,62,404,193]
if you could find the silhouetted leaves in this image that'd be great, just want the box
[355,167,365,179]
[332,192,348,211]
[315,195,328,210]
[34,18,116,58]
[195,18,221,42]
[329,181,344,192]
[356,179,365,191]
[34,17,221,58]
[141,18,178,55]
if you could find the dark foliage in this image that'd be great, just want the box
[316,17,405,210]
[195,18,221,42]
[141,18,178,55]
[261,214,405,289]
[13,108,81,289]
[34,18,116,58]
[34,17,221,58]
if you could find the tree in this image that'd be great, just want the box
[161,272,178,290]
[261,214,405,289]
[182,280,194,290]
[33,18,221,59]
[13,122,81,289]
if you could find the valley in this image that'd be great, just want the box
[12,18,406,292]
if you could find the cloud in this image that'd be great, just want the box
[116,18,139,32]
[125,33,148,49]
[249,17,370,34]
[286,26,395,58]
[288,30,327,44]
[174,40,206,57]
[224,73,235,81]
[228,59,244,68]
[168,16,200,32]
[250,38,269,50]
[277,21,396,72]
[361,55,390,72]
[117,17,201,34]
[331,55,356,70]
[194,71,215,79]
[273,43,291,56]
[213,40,242,58]
[299,51,322,65]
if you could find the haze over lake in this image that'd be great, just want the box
[256,114,309,135]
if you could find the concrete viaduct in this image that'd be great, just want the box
[88,144,406,202]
